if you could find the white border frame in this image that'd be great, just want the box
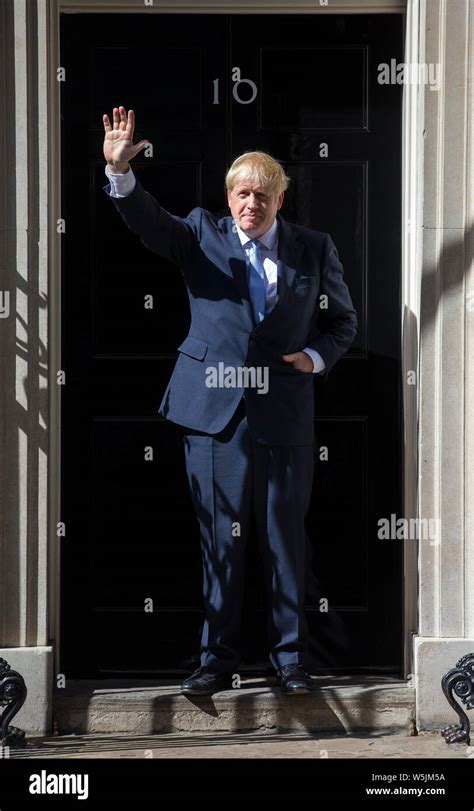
[49,0,419,679]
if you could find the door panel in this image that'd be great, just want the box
[60,12,403,677]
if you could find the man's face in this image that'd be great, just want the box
[227,178,284,238]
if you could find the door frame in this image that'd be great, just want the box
[49,0,420,678]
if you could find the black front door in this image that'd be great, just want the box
[60,12,403,678]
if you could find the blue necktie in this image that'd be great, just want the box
[247,239,266,323]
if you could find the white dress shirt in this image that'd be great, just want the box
[104,164,326,374]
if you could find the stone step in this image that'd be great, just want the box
[54,676,415,735]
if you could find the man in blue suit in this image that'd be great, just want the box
[102,107,358,695]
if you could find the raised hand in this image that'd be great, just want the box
[102,106,150,172]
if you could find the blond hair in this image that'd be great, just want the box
[225,151,290,197]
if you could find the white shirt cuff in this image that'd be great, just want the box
[303,347,326,374]
[104,164,136,197]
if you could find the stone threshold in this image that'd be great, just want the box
[54,675,415,735]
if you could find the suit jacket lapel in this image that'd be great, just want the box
[268,214,304,326]
[220,216,256,327]
[219,212,304,331]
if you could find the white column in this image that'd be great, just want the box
[415,0,474,730]
[0,0,55,736]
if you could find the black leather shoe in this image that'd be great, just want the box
[276,664,315,695]
[181,667,234,696]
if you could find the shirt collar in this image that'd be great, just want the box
[235,216,279,250]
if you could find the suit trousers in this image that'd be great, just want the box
[180,394,314,673]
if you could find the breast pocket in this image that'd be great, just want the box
[293,276,317,298]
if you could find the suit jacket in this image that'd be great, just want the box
[103,176,358,445]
